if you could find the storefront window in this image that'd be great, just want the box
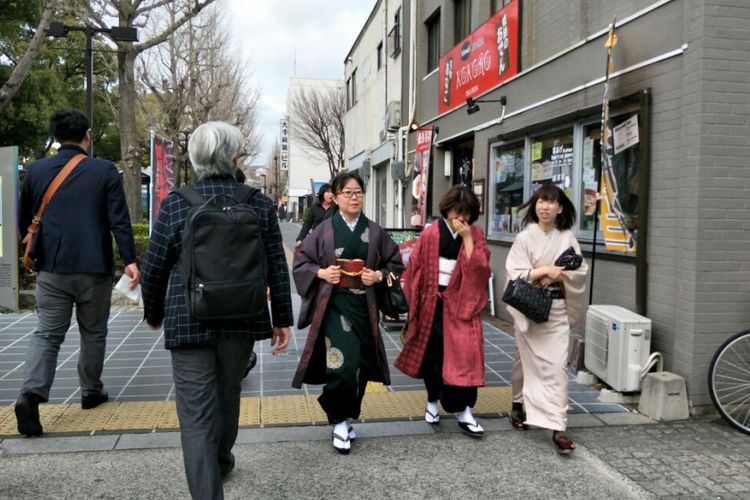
[530,129,574,201]
[580,125,601,232]
[488,142,524,238]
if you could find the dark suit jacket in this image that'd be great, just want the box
[141,176,294,349]
[19,145,136,274]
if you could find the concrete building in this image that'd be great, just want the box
[397,0,750,413]
[286,77,343,221]
[344,0,405,228]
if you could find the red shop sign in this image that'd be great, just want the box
[437,0,519,114]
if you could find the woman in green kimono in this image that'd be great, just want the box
[293,172,403,454]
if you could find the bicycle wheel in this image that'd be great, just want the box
[708,329,750,435]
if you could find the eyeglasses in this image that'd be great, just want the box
[338,190,363,199]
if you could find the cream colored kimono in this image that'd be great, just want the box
[505,224,589,431]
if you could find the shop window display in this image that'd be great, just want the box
[488,142,524,238]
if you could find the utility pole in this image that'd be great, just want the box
[274,154,279,203]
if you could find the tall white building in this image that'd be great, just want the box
[286,77,343,220]
[344,0,404,228]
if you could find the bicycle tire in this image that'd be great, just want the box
[708,329,750,435]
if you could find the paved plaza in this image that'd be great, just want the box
[1,222,749,499]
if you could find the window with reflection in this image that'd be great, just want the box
[488,142,524,238]
[582,114,640,237]
[530,129,574,200]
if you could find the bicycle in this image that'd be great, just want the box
[708,329,750,435]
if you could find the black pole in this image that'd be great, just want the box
[85,27,94,156]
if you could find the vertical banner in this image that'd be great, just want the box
[410,126,433,228]
[151,135,175,234]
[0,146,18,310]
[280,119,289,171]
[598,23,636,254]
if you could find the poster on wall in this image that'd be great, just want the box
[150,135,175,234]
[410,126,433,228]
[437,0,520,114]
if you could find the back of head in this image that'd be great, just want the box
[188,121,244,180]
[50,109,89,144]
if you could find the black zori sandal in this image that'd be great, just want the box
[332,431,351,454]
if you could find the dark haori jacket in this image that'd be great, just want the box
[296,202,335,242]
[141,176,293,349]
[292,215,403,388]
[19,145,136,274]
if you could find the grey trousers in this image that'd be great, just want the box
[22,272,112,402]
[171,336,255,500]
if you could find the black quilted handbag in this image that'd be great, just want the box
[377,272,408,319]
[502,275,552,323]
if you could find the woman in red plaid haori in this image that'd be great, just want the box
[395,185,491,437]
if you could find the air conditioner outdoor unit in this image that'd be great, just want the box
[584,305,652,392]
[385,100,401,131]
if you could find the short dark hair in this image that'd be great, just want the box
[317,183,332,203]
[331,172,365,194]
[519,183,576,230]
[438,185,480,224]
[50,109,89,144]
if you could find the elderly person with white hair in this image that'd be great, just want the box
[141,121,292,500]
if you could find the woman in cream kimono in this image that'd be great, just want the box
[505,183,588,454]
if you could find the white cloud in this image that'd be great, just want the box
[225,0,375,163]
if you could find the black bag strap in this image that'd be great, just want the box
[174,186,206,206]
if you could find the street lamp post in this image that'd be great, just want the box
[47,22,138,156]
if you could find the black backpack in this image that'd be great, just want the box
[175,184,268,321]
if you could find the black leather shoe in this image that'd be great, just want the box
[220,453,235,480]
[15,392,43,437]
[81,391,109,409]
[243,351,258,379]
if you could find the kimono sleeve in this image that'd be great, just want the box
[292,229,324,298]
[455,227,491,321]
[505,231,534,283]
[401,232,425,310]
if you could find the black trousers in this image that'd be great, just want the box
[421,298,477,413]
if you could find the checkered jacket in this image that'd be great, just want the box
[141,176,293,349]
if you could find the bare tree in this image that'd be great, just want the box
[0,0,60,113]
[78,0,216,222]
[288,83,346,180]
[137,3,261,186]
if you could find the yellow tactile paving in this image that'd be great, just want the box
[305,394,329,424]
[0,388,513,437]
[49,402,119,433]
[103,401,172,432]
[366,381,387,393]
[156,401,179,429]
[260,394,312,425]
[361,389,430,420]
[474,387,513,415]
[238,397,261,426]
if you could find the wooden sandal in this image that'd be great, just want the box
[552,432,576,455]
[509,409,528,430]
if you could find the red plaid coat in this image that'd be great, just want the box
[394,222,490,387]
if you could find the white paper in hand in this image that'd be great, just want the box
[114,274,141,303]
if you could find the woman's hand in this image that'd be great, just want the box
[452,218,472,239]
[317,265,341,285]
[361,268,383,287]
[545,265,567,282]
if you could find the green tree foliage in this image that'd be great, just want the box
[0,1,120,163]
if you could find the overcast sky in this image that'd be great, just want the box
[225,0,375,165]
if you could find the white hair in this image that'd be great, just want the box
[187,121,243,179]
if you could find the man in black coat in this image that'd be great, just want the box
[15,109,140,437]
